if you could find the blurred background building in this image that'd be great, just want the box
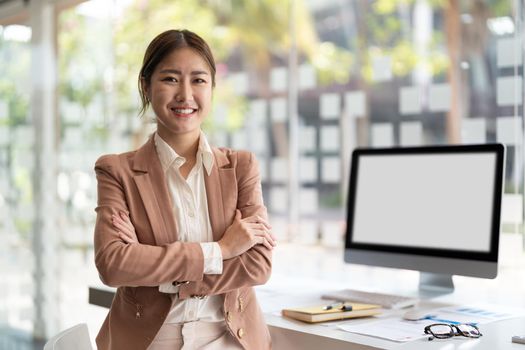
[0,0,524,348]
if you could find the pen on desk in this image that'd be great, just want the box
[322,302,353,311]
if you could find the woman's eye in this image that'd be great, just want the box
[162,77,177,83]
[194,78,206,84]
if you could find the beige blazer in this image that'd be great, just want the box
[93,136,272,350]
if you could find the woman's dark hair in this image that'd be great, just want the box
[138,29,216,116]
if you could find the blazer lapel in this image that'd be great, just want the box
[205,148,236,242]
[132,136,178,245]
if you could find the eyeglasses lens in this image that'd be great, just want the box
[429,324,454,338]
[457,324,481,338]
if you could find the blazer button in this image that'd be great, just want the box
[237,328,245,339]
[226,311,232,323]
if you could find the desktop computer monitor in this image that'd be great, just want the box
[345,144,505,294]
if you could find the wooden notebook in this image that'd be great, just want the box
[282,303,381,323]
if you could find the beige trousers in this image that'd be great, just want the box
[147,320,242,350]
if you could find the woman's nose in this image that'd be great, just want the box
[176,81,192,102]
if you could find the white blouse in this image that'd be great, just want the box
[155,131,225,323]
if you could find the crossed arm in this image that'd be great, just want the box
[94,152,276,295]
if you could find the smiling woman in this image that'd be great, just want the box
[93,29,276,350]
[146,47,213,143]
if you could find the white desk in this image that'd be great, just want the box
[257,239,525,349]
[260,288,525,350]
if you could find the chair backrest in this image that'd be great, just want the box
[43,323,93,350]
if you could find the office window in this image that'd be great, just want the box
[298,0,525,242]
[0,23,33,333]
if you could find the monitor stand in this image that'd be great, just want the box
[418,272,454,297]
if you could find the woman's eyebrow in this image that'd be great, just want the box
[159,69,208,75]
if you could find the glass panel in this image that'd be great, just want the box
[299,0,524,239]
[0,22,33,332]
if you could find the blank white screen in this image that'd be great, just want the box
[352,153,496,252]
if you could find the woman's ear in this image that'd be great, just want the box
[140,77,150,101]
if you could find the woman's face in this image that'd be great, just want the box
[146,47,213,139]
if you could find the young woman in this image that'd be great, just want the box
[93,29,276,350]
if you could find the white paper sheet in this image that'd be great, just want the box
[434,305,522,324]
[321,157,340,183]
[321,126,340,151]
[372,55,392,82]
[299,188,318,214]
[271,98,287,123]
[399,86,422,115]
[428,83,451,112]
[271,157,288,183]
[248,99,268,127]
[299,63,316,90]
[320,93,341,119]
[497,76,523,106]
[270,67,288,92]
[400,121,423,146]
[371,123,394,147]
[497,37,523,68]
[340,318,432,342]
[497,116,521,145]
[344,91,366,118]
[461,118,487,144]
[270,186,287,213]
[299,126,316,152]
[299,157,317,183]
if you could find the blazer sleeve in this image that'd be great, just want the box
[178,152,272,298]
[93,154,205,287]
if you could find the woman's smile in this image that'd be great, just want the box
[169,105,198,118]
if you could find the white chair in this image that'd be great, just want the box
[43,323,93,350]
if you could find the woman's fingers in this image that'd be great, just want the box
[253,229,277,247]
[112,212,138,244]
[112,217,132,235]
[241,215,272,230]
[118,232,136,244]
[258,236,273,250]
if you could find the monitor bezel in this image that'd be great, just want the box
[345,143,505,263]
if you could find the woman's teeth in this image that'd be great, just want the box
[172,108,194,114]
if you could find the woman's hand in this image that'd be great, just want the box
[218,210,276,260]
[112,211,138,244]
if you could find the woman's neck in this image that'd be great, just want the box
[157,129,200,160]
